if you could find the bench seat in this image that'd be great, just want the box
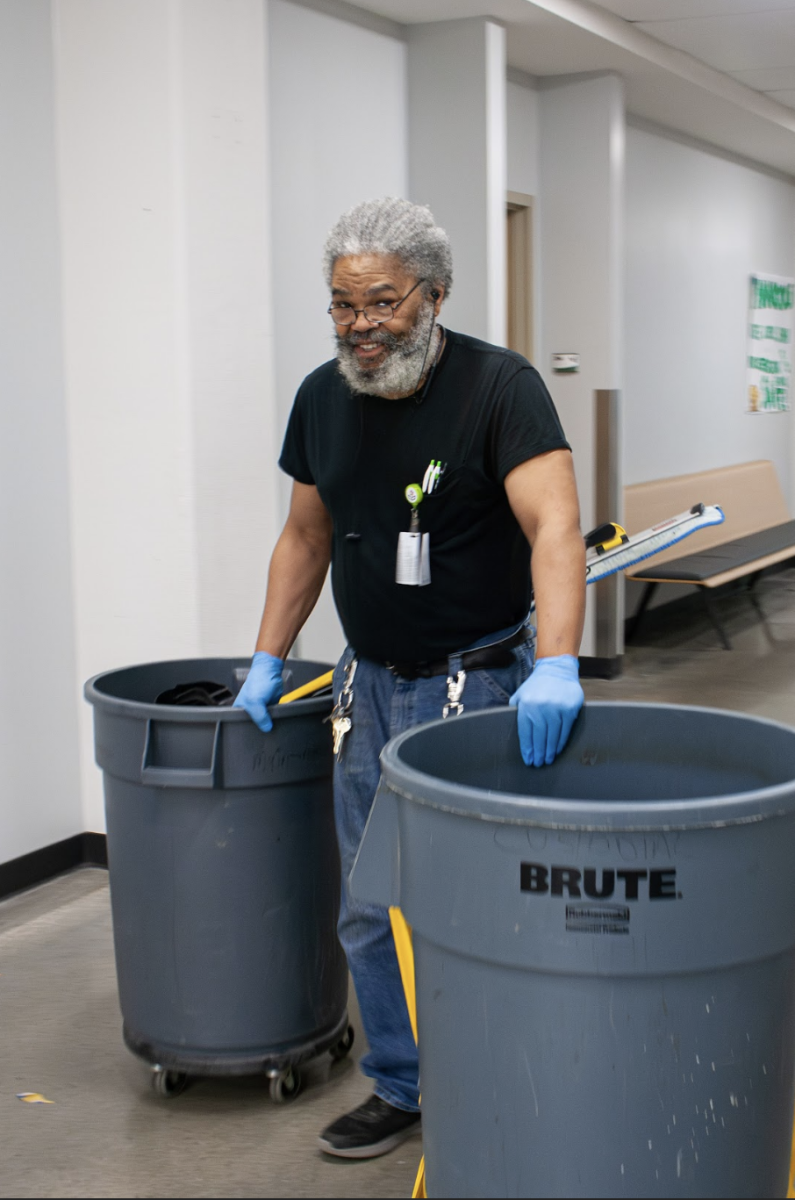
[631,519,795,586]
[624,461,795,648]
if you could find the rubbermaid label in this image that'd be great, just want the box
[252,743,327,774]
[566,904,630,935]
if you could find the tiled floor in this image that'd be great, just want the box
[2,568,795,1197]
[0,869,418,1199]
[585,569,795,726]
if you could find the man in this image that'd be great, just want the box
[235,197,585,1158]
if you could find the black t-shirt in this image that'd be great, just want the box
[279,329,570,663]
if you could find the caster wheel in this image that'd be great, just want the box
[269,1067,301,1104]
[151,1066,188,1099]
[329,1024,355,1062]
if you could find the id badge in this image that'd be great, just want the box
[396,531,431,586]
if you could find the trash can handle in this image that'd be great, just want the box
[349,779,401,907]
[140,720,221,789]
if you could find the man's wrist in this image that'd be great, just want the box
[533,654,580,679]
[253,648,284,665]
[255,638,290,661]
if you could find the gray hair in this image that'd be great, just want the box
[323,197,453,297]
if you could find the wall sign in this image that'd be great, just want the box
[747,273,793,413]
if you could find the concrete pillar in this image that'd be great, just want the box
[407,18,507,345]
[538,73,625,659]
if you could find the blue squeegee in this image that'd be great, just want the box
[584,503,725,585]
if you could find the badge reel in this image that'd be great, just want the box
[396,483,430,587]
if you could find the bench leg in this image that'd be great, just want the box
[746,570,766,619]
[745,569,779,646]
[701,589,732,650]
[627,582,658,644]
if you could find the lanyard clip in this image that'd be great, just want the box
[443,669,467,718]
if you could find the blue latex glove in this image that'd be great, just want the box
[510,654,584,768]
[232,651,284,732]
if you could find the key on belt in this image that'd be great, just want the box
[332,715,352,756]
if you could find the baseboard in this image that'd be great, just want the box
[0,832,108,903]
[579,655,623,680]
[82,831,108,867]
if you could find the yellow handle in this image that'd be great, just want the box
[413,1158,427,1198]
[594,523,628,553]
[390,907,426,1197]
[389,907,418,1044]
[278,670,334,704]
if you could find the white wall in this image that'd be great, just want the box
[506,76,543,367]
[55,0,280,833]
[408,18,506,347]
[0,0,83,861]
[507,79,540,198]
[178,1,280,657]
[267,0,408,663]
[538,74,625,656]
[625,124,795,509]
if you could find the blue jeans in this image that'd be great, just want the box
[332,636,535,1112]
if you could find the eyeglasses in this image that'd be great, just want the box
[328,278,426,325]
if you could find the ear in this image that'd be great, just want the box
[431,285,445,315]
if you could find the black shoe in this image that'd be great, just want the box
[318,1094,421,1159]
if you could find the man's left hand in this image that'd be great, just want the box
[510,654,584,767]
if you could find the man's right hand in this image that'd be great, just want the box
[510,654,584,767]
[233,651,285,732]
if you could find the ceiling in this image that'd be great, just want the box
[339,0,795,178]
[600,0,795,108]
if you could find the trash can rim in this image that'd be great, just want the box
[83,688,330,721]
[379,701,795,832]
[83,659,332,721]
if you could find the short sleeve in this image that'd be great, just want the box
[278,386,315,485]
[488,366,570,483]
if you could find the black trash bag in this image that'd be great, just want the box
[155,680,234,707]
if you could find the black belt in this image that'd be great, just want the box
[386,627,528,681]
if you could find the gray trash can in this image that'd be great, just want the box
[85,656,351,1101]
[351,701,795,1198]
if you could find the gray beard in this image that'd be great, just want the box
[335,301,439,398]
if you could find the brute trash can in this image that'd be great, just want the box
[351,701,795,1198]
[85,657,351,1101]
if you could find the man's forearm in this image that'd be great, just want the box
[254,525,331,660]
[531,524,586,660]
